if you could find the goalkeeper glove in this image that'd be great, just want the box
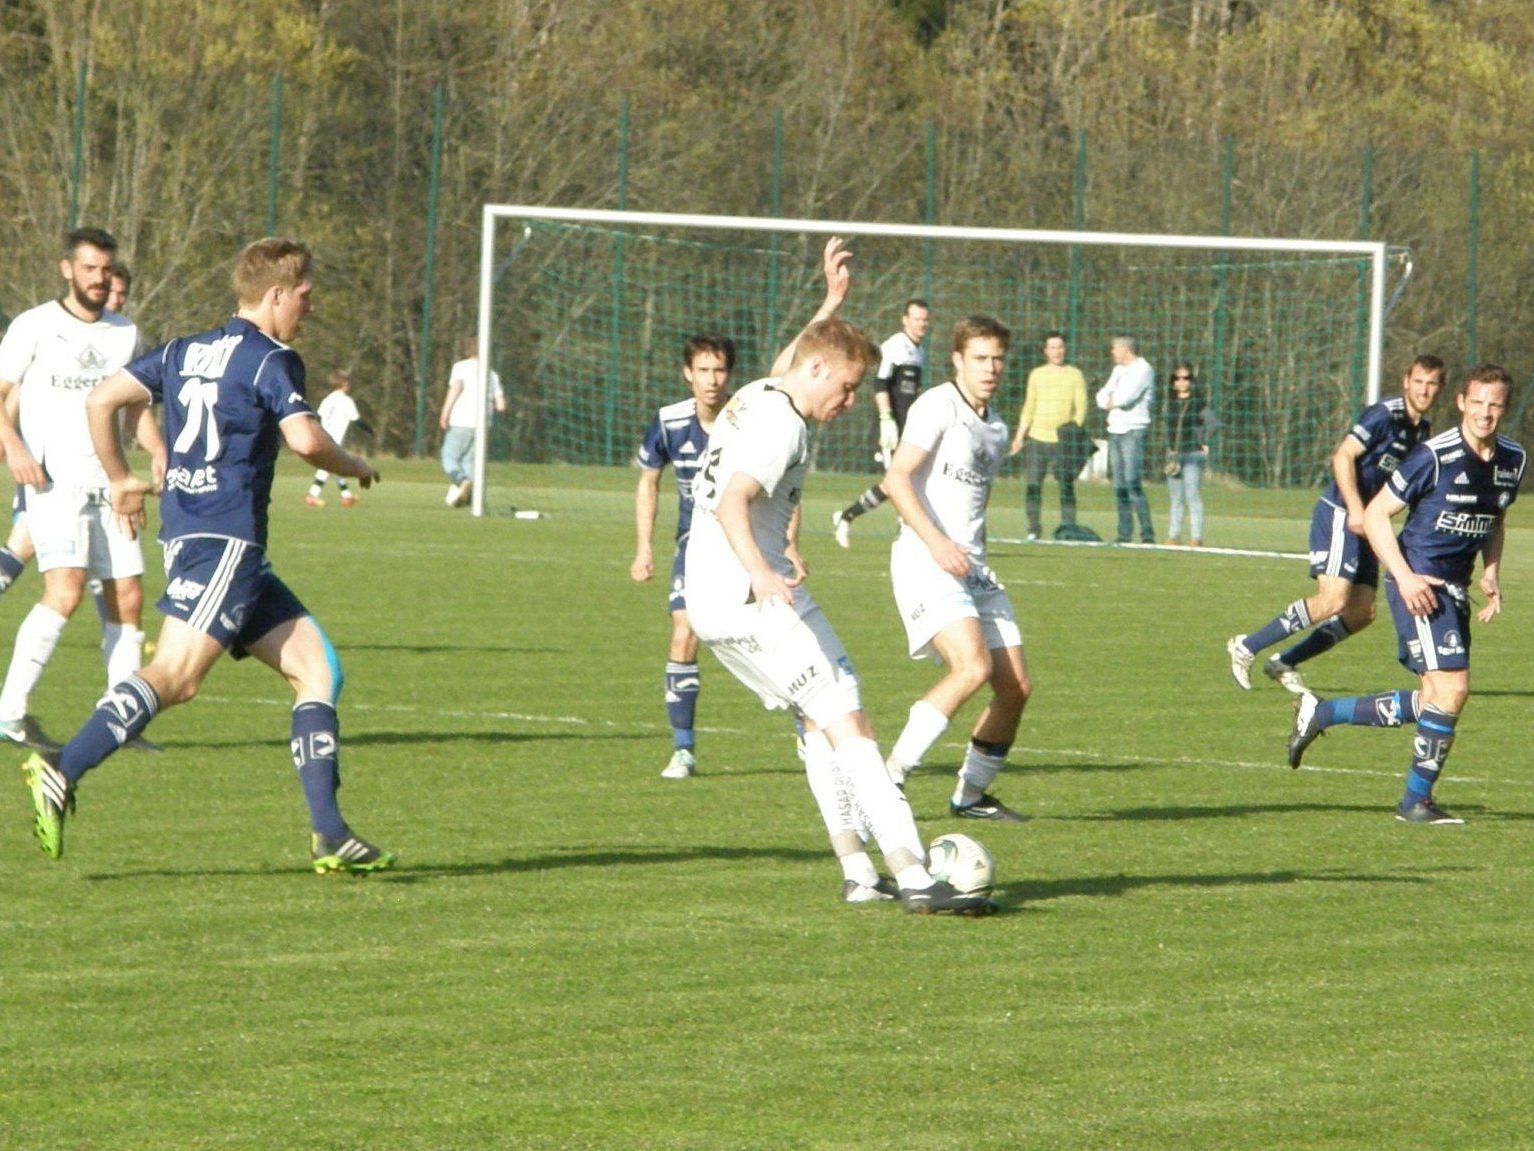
[878,413,899,457]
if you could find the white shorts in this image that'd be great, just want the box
[891,532,1020,660]
[689,590,863,729]
[26,482,144,580]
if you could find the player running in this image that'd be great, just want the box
[21,237,396,872]
[881,316,1030,823]
[1286,365,1524,825]
[830,298,930,548]
[1227,355,1445,693]
[630,334,737,779]
[306,369,370,507]
[685,239,992,914]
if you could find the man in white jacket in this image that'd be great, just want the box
[1095,335,1156,543]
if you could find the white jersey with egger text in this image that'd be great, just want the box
[684,378,808,611]
[896,382,1008,557]
[0,301,139,488]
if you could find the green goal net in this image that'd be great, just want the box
[474,209,1396,525]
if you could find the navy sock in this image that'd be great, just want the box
[1316,690,1420,730]
[59,675,160,783]
[0,546,24,593]
[1403,706,1458,807]
[664,662,699,751]
[1277,616,1351,668]
[291,701,348,840]
[1243,599,1313,656]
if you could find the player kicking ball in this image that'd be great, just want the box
[881,316,1030,822]
[684,239,992,915]
[1286,366,1524,825]
[22,238,396,873]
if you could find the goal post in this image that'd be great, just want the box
[470,205,1396,521]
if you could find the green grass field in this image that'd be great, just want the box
[2,459,1531,1150]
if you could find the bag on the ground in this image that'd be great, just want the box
[1053,523,1102,542]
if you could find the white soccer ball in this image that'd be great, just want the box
[926,833,995,895]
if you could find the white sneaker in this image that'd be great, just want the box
[841,877,898,903]
[831,511,852,549]
[444,484,460,507]
[661,748,695,779]
[1226,635,1255,690]
[1264,657,1309,695]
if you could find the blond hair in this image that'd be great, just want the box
[790,317,880,376]
[232,237,313,307]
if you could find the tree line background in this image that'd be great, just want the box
[2,0,1532,460]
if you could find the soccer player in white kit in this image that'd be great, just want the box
[306,370,368,507]
[882,316,1030,823]
[685,241,994,915]
[0,228,164,751]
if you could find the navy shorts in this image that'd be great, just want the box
[668,533,689,614]
[1307,499,1378,588]
[1385,574,1471,674]
[159,536,308,660]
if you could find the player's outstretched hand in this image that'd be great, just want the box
[109,474,152,541]
[1477,573,1502,623]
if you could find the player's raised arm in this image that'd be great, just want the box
[769,236,852,378]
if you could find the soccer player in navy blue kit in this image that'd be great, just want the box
[630,334,736,779]
[1286,365,1524,824]
[22,238,397,871]
[1227,356,1445,694]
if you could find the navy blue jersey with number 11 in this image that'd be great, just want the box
[126,316,314,549]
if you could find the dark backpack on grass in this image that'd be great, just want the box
[1053,523,1102,543]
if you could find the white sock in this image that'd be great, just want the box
[0,604,67,721]
[102,622,145,686]
[889,699,949,772]
[836,736,925,875]
[803,730,870,857]
[954,743,1007,807]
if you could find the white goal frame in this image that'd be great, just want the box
[471,206,1392,517]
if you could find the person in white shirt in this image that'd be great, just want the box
[0,228,164,751]
[438,337,506,508]
[306,370,370,508]
[686,238,993,915]
[881,316,1030,823]
[1095,335,1156,543]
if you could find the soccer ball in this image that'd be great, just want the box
[926,833,995,896]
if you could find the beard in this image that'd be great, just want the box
[69,277,109,315]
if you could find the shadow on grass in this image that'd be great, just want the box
[82,844,828,883]
[343,643,558,656]
[1064,801,1395,822]
[994,866,1432,910]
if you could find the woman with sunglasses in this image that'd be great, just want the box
[1163,364,1217,546]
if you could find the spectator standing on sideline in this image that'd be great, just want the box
[1009,330,1087,540]
[1095,335,1156,544]
[1162,364,1217,547]
[439,337,505,508]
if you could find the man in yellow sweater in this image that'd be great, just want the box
[1008,331,1087,539]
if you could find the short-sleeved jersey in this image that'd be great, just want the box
[1324,396,1432,508]
[316,389,360,443]
[684,379,806,609]
[126,316,314,549]
[0,301,139,487]
[896,382,1009,558]
[445,357,505,429]
[1388,427,1525,584]
[636,397,711,540]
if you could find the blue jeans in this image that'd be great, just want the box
[440,427,475,484]
[1167,451,1206,542]
[1108,429,1154,542]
